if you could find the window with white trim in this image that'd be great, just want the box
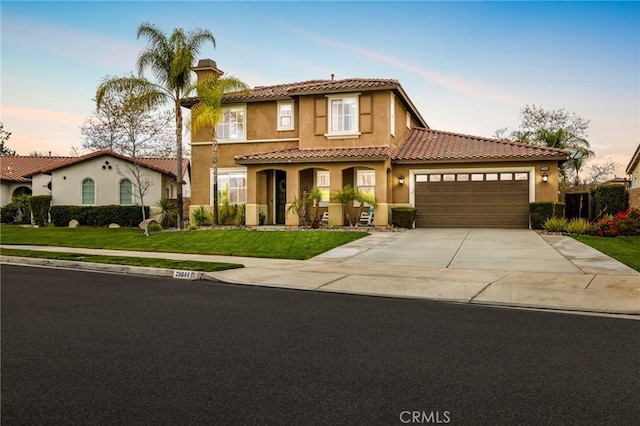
[315,170,330,207]
[390,93,396,137]
[327,95,359,136]
[215,169,247,204]
[119,179,133,205]
[82,178,95,205]
[277,101,294,131]
[215,105,246,141]
[355,169,375,207]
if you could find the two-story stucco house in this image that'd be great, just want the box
[186,59,568,229]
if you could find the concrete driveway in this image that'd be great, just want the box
[316,228,636,275]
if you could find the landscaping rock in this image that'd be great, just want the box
[69,219,79,228]
[108,223,120,228]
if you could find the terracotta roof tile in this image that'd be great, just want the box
[1,155,71,183]
[235,146,395,164]
[2,151,189,181]
[393,128,570,162]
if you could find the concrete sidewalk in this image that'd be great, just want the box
[2,229,639,317]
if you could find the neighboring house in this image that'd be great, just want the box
[185,59,568,229]
[1,155,69,206]
[1,150,190,212]
[626,143,640,208]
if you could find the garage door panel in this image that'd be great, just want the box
[414,173,529,229]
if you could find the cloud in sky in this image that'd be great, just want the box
[284,25,525,107]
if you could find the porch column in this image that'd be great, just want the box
[245,167,259,226]
[374,167,389,226]
[328,169,344,226]
[285,168,300,227]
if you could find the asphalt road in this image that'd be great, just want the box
[2,264,639,425]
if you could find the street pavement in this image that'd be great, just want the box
[3,265,639,425]
[2,229,639,316]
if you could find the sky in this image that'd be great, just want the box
[1,1,639,177]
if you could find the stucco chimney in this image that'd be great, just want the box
[192,59,224,82]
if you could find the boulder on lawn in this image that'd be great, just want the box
[139,219,158,230]
[69,219,79,228]
[108,223,120,228]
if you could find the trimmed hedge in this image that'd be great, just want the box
[529,202,565,230]
[391,207,417,229]
[0,203,19,223]
[594,185,628,219]
[29,195,51,226]
[1,195,32,224]
[50,205,150,227]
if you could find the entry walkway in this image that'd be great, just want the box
[2,229,639,316]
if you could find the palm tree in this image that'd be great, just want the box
[535,128,594,182]
[98,23,216,229]
[190,74,249,225]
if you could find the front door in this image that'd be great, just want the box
[275,170,286,224]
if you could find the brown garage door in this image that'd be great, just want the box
[415,172,529,228]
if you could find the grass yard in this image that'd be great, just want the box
[0,248,243,272]
[572,235,640,272]
[0,226,369,260]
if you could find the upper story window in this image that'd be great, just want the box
[327,94,359,137]
[632,172,638,189]
[82,178,95,205]
[119,179,133,205]
[390,93,396,137]
[216,105,246,142]
[277,101,294,131]
[406,111,411,129]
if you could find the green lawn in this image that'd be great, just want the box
[0,248,243,272]
[573,235,640,272]
[0,226,369,260]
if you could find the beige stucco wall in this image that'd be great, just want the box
[0,182,30,206]
[40,155,165,206]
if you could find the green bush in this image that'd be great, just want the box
[564,218,590,235]
[191,206,209,226]
[29,195,51,226]
[0,202,19,223]
[50,205,149,227]
[594,185,628,219]
[12,195,32,224]
[391,207,417,229]
[147,222,163,233]
[529,202,565,230]
[543,217,567,233]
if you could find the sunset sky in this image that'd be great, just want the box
[2,1,638,176]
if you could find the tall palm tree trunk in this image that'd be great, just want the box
[175,97,183,230]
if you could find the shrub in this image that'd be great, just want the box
[594,185,628,218]
[543,217,567,233]
[564,192,590,220]
[0,202,19,223]
[50,205,149,227]
[147,222,163,233]
[154,198,177,228]
[529,202,565,230]
[391,207,417,229]
[564,218,590,235]
[29,195,51,226]
[12,195,32,224]
[588,207,640,237]
[191,206,209,226]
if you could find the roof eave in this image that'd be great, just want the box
[391,155,568,165]
[625,144,640,174]
[236,155,390,165]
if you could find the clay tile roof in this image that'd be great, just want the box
[393,128,570,163]
[20,150,188,179]
[235,146,396,164]
[0,155,71,183]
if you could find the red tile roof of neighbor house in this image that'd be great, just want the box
[235,146,397,164]
[392,128,570,163]
[0,155,71,183]
[2,151,188,181]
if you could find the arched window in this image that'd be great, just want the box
[119,179,133,205]
[82,178,95,205]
